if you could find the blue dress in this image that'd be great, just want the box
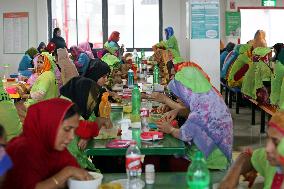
[18,54,33,77]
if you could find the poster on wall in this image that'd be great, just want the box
[225,11,241,36]
[191,0,219,39]
[3,12,29,54]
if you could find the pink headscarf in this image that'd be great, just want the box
[78,42,94,59]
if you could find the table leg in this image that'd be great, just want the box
[229,91,233,108]
[261,110,265,133]
[225,87,228,105]
[236,92,240,114]
[251,103,255,125]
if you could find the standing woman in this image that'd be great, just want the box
[50,28,67,52]
[155,62,233,170]
[2,98,92,189]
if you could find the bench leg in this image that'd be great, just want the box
[220,84,223,94]
[225,87,229,105]
[236,92,240,114]
[229,91,233,108]
[260,110,265,133]
[251,103,255,125]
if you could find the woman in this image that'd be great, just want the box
[2,98,92,189]
[60,77,112,169]
[18,47,38,77]
[37,42,46,53]
[56,48,79,85]
[25,54,58,106]
[78,42,94,59]
[104,31,124,58]
[219,111,284,189]
[152,27,181,84]
[70,46,90,75]
[50,28,67,51]
[154,62,233,170]
[0,80,22,141]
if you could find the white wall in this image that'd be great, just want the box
[0,0,48,76]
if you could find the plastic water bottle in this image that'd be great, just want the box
[131,84,141,115]
[99,92,111,118]
[126,143,144,189]
[133,49,138,63]
[128,69,134,88]
[153,64,159,84]
[187,151,210,189]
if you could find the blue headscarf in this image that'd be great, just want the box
[165,27,174,40]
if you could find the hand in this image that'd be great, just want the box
[77,138,88,150]
[96,117,113,129]
[156,120,174,134]
[157,104,171,113]
[149,92,167,103]
[218,175,239,189]
[162,109,179,122]
[65,166,93,181]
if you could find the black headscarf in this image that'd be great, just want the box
[84,58,111,82]
[37,42,46,53]
[60,77,100,120]
[273,43,284,61]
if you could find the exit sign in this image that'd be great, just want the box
[262,0,276,6]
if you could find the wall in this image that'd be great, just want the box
[0,0,48,76]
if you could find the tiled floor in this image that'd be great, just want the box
[229,101,267,160]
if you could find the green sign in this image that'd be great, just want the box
[262,0,276,6]
[225,12,241,36]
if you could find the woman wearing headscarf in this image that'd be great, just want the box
[70,46,90,75]
[18,47,38,77]
[78,42,94,59]
[56,48,79,85]
[60,77,112,169]
[50,27,67,52]
[2,98,93,189]
[99,42,121,70]
[0,80,22,141]
[37,42,46,53]
[219,111,284,189]
[152,27,182,84]
[152,62,233,170]
[23,54,58,106]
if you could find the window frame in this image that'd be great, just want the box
[47,0,163,51]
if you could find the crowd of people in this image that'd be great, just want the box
[1,26,284,189]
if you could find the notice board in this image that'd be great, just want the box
[3,12,29,54]
[225,11,241,36]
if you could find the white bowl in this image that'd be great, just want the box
[68,172,103,189]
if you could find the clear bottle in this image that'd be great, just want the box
[125,143,144,189]
[128,69,134,88]
[99,92,111,118]
[140,100,150,132]
[131,84,141,115]
[187,151,210,189]
[133,49,138,63]
[153,64,159,84]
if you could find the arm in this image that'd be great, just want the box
[35,166,92,189]
[218,153,256,189]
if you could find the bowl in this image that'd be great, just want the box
[68,172,103,189]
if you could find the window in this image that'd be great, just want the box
[77,0,103,48]
[49,0,162,50]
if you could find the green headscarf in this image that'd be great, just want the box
[174,65,212,93]
[104,41,118,55]
[173,56,184,64]
[0,80,22,141]
[270,61,284,109]
[25,47,38,59]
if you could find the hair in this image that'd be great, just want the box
[63,104,80,120]
[89,42,93,49]
[53,28,61,38]
[0,124,5,138]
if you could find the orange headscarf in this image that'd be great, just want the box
[36,54,52,74]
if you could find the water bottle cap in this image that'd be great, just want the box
[128,69,133,72]
[194,151,204,160]
[145,164,155,172]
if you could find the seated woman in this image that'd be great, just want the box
[78,42,94,59]
[219,111,284,189]
[84,59,121,105]
[152,26,181,84]
[152,62,233,170]
[70,46,90,75]
[60,77,112,170]
[22,54,58,106]
[105,31,124,59]
[2,98,93,189]
[18,47,38,77]
[0,80,22,141]
[37,42,46,53]
[99,41,121,70]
